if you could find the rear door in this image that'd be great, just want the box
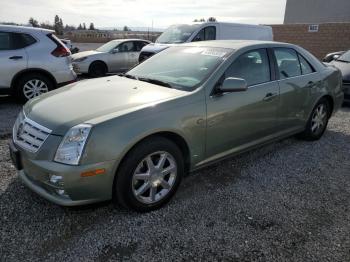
[273,47,319,130]
[205,48,279,159]
[0,31,28,88]
[130,41,149,67]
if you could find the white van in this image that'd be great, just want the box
[139,22,273,62]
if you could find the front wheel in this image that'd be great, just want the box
[114,137,184,212]
[298,98,330,141]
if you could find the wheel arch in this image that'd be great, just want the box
[115,131,192,178]
[11,68,57,90]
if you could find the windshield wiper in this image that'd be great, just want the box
[336,59,350,63]
[120,73,139,80]
[138,77,173,88]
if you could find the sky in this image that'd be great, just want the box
[0,0,287,29]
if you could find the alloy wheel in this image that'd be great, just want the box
[23,79,49,100]
[132,151,177,204]
[311,104,327,134]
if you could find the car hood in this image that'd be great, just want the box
[330,60,350,81]
[24,76,187,135]
[71,50,102,60]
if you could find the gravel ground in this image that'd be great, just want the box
[0,100,350,261]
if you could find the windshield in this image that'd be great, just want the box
[127,46,232,91]
[156,24,200,44]
[337,50,350,62]
[96,40,121,52]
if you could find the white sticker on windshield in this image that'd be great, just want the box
[201,49,227,57]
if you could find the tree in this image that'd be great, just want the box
[207,17,217,22]
[54,15,64,35]
[123,25,131,31]
[28,17,39,27]
[89,23,95,30]
[78,23,83,30]
[193,19,199,22]
[83,23,86,30]
[199,18,205,22]
[40,21,54,30]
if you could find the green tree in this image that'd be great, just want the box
[123,25,131,31]
[29,17,39,27]
[54,15,64,35]
[89,23,95,30]
[83,23,86,30]
[78,23,83,30]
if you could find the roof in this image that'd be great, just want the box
[0,24,54,33]
[181,40,294,50]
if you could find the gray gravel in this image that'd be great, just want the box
[1,101,350,261]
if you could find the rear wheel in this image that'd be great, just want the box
[88,61,107,77]
[298,98,330,141]
[114,137,184,212]
[15,73,53,102]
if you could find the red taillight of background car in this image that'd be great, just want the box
[51,46,70,57]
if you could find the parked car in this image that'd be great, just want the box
[60,39,79,54]
[138,22,273,62]
[10,41,343,212]
[72,39,151,77]
[0,25,76,101]
[323,51,345,63]
[330,50,350,104]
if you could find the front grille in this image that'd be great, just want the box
[13,112,52,153]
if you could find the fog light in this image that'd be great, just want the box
[56,189,66,195]
[49,175,64,187]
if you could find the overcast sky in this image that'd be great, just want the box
[0,0,287,29]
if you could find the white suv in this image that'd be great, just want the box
[0,25,77,101]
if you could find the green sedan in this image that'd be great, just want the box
[10,40,344,212]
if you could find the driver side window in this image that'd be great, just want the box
[224,49,271,87]
[117,41,134,52]
[192,26,216,42]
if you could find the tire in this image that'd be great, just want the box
[298,98,331,141]
[15,73,53,102]
[88,61,107,77]
[114,137,184,212]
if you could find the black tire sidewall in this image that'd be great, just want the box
[16,73,53,102]
[114,137,184,212]
[89,62,107,77]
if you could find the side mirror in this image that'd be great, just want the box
[111,48,119,54]
[218,77,248,93]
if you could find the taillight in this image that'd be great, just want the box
[51,46,70,57]
[47,33,71,57]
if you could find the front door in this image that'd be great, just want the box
[108,41,134,72]
[205,48,279,160]
[0,31,27,88]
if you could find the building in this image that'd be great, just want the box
[269,0,350,59]
[284,0,350,24]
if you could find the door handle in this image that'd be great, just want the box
[263,92,278,102]
[9,56,23,60]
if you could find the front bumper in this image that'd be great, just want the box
[72,61,90,74]
[14,144,118,206]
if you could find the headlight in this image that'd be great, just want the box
[54,124,92,165]
[13,111,25,142]
[73,57,87,62]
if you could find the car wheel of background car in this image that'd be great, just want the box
[114,137,184,212]
[15,73,53,102]
[88,61,107,77]
[298,98,330,141]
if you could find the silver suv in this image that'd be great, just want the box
[0,25,77,101]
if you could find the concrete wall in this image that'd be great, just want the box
[271,23,350,59]
[284,0,350,24]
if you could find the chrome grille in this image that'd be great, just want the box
[13,112,52,153]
